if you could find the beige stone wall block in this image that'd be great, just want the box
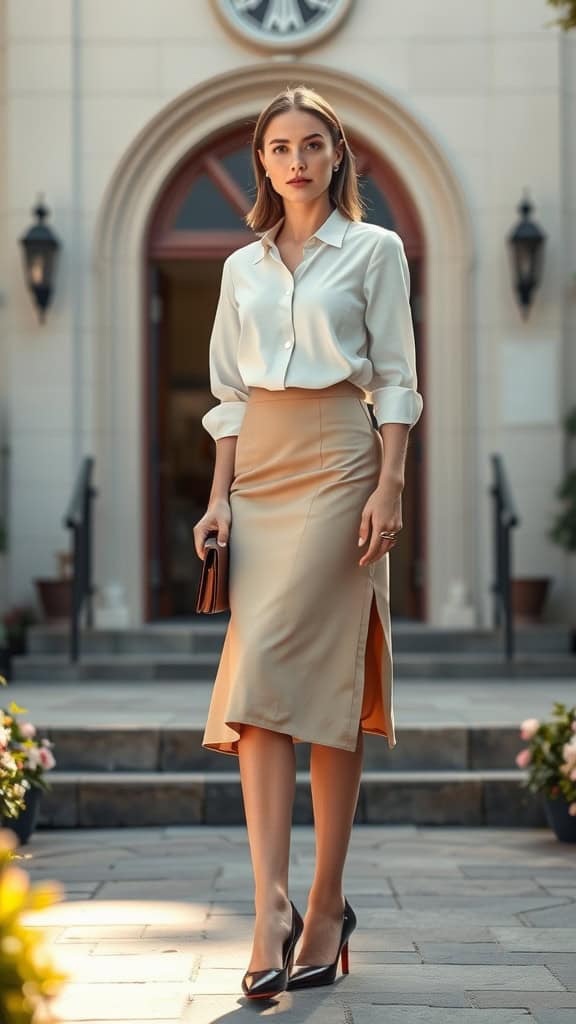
[407,40,490,93]
[411,95,489,160]
[487,0,558,37]
[81,95,168,156]
[158,42,249,96]
[80,0,218,42]
[490,36,560,91]
[11,432,73,486]
[486,94,560,198]
[345,0,489,39]
[7,41,72,92]
[6,0,72,41]
[6,97,71,201]
[81,43,161,94]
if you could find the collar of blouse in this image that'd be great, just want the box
[252,205,352,263]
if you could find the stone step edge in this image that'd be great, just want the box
[13,652,576,664]
[34,723,524,733]
[44,769,527,783]
[28,623,571,634]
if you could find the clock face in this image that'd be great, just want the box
[211,0,354,52]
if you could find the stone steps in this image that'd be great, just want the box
[26,621,575,655]
[40,724,524,772]
[28,723,545,829]
[11,650,576,681]
[36,769,545,829]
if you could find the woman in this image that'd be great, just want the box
[193,85,423,1000]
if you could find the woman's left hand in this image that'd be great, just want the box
[357,479,403,566]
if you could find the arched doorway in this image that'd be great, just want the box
[144,126,426,621]
[93,63,474,628]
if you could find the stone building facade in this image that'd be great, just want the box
[0,0,574,628]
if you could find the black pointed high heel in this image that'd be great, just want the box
[241,900,304,1000]
[287,897,357,989]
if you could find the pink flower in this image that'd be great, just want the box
[570,767,576,782]
[19,721,36,739]
[515,748,532,768]
[569,802,576,817]
[38,746,56,770]
[520,718,540,740]
[572,721,576,733]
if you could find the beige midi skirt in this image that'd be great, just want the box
[201,379,396,756]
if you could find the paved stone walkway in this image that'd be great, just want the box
[16,823,576,1023]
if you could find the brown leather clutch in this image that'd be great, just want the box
[195,531,230,614]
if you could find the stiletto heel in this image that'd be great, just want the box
[287,897,357,990]
[241,900,304,1000]
[341,940,349,974]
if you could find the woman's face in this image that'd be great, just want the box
[258,109,344,208]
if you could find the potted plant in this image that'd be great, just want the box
[1,604,37,655]
[0,828,68,1024]
[515,702,576,842]
[0,677,57,845]
[35,549,72,621]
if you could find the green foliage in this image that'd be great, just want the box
[516,702,576,808]
[548,407,576,553]
[546,1,576,29]
[0,677,56,822]
[1,606,37,649]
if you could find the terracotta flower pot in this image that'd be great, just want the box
[511,577,551,624]
[35,578,72,621]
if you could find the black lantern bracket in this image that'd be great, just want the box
[19,193,61,324]
[507,190,547,320]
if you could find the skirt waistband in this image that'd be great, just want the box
[247,381,361,402]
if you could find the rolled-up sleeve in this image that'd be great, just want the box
[201,256,249,440]
[363,231,424,429]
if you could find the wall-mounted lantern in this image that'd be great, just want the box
[18,194,61,323]
[507,191,546,320]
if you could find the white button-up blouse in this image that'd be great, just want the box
[201,205,424,440]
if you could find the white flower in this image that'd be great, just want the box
[0,725,9,750]
[24,746,43,770]
[0,751,18,772]
[520,718,540,740]
[19,721,36,739]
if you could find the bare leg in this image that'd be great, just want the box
[238,724,296,971]
[295,727,364,965]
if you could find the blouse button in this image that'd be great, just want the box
[284,341,292,349]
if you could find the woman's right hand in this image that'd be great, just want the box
[193,498,231,560]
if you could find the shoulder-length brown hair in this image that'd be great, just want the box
[245,84,366,233]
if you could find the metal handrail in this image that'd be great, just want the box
[490,453,520,661]
[63,456,97,662]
